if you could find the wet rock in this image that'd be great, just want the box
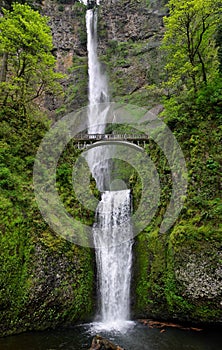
[89,335,125,350]
[98,0,166,45]
[175,251,222,300]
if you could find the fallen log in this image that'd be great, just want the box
[89,335,125,350]
[138,319,202,332]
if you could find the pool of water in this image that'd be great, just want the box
[0,322,221,350]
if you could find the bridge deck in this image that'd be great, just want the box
[73,134,149,150]
[73,133,149,142]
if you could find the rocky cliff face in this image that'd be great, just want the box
[99,0,166,43]
[43,0,85,71]
[40,0,221,326]
[98,0,166,104]
[175,252,222,301]
[41,0,167,114]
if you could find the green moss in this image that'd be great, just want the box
[133,99,222,323]
[134,228,167,317]
[0,108,95,336]
[134,212,222,322]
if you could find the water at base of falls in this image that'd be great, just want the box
[92,190,133,332]
[90,320,136,334]
[2,323,222,350]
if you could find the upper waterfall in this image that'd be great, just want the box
[86,8,109,134]
[85,6,110,191]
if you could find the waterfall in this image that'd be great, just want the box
[86,8,109,134]
[93,190,133,326]
[85,7,111,191]
[84,3,134,331]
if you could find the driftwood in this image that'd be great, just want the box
[89,335,125,350]
[138,319,203,332]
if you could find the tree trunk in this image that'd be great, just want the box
[197,50,207,84]
[0,52,8,83]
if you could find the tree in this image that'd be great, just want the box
[0,3,63,114]
[162,0,221,96]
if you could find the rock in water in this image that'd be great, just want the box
[89,335,125,350]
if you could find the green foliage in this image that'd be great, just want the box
[0,4,92,331]
[56,141,95,225]
[0,3,64,114]
[135,229,167,316]
[134,71,222,320]
[135,211,222,321]
[0,0,221,332]
[195,76,222,119]
[100,38,164,107]
[57,56,88,116]
[162,0,221,95]
[0,105,95,335]
[0,109,45,334]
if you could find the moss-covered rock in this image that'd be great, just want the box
[134,220,222,324]
[0,232,94,336]
[0,108,95,336]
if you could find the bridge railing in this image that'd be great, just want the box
[74,133,149,141]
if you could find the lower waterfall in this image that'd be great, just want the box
[93,190,133,329]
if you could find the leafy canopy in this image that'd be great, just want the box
[162,0,221,95]
[0,3,63,113]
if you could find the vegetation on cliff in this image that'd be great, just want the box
[0,3,94,337]
[134,0,222,323]
[0,0,221,337]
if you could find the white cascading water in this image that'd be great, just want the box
[86,8,109,134]
[86,6,111,191]
[84,2,134,331]
[93,190,133,327]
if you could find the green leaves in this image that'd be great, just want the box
[0,3,52,53]
[162,0,221,94]
[0,3,64,113]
